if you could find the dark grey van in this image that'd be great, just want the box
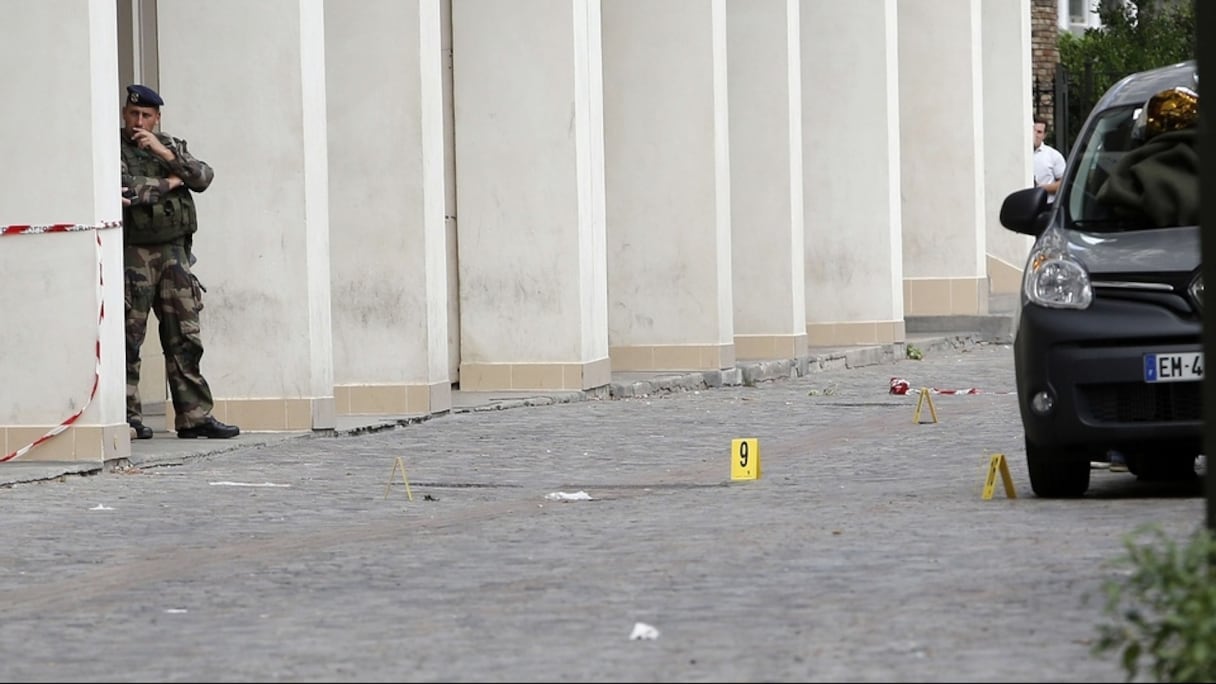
[999,61,1201,497]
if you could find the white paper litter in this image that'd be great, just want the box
[89,504,113,510]
[544,491,592,501]
[208,481,291,487]
[629,622,660,640]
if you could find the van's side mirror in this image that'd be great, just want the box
[999,187,1051,236]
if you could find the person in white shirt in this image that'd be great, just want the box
[1033,116,1066,203]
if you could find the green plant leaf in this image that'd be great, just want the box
[1092,525,1216,682]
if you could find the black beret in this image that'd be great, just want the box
[126,84,164,108]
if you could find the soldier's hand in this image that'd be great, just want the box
[131,128,173,160]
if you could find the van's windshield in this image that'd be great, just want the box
[1065,103,1199,232]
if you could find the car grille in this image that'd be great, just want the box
[1078,382,1203,423]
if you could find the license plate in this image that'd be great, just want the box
[1144,352,1204,383]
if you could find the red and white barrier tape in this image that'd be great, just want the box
[2,220,121,237]
[1,221,119,462]
[889,377,1016,396]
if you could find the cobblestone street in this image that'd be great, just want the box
[0,342,1205,682]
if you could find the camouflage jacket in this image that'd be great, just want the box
[120,130,214,246]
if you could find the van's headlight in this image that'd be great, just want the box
[1024,243,1093,309]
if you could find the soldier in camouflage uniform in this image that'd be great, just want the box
[120,84,239,440]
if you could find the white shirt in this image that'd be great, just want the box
[1034,143,1066,202]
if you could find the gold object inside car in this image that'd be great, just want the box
[1133,86,1198,141]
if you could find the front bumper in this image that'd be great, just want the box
[1014,296,1202,453]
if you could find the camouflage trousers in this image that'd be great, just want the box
[125,243,214,430]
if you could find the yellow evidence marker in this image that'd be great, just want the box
[384,456,414,501]
[731,438,761,480]
[913,388,938,424]
[981,453,1017,500]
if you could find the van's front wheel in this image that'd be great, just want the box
[1025,439,1091,498]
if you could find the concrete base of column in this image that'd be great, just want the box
[1,422,129,463]
[170,397,337,433]
[987,256,1024,295]
[904,277,989,316]
[335,382,453,416]
[609,344,736,372]
[459,358,612,391]
[806,320,906,347]
[734,333,808,361]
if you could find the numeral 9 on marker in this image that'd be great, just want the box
[730,438,760,480]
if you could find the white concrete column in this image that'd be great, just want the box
[726,0,806,360]
[982,0,1035,295]
[325,0,452,416]
[156,0,335,431]
[899,0,988,316]
[801,0,905,346]
[603,0,735,371]
[451,0,610,391]
[0,0,127,464]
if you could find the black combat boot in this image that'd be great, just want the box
[176,416,240,439]
[128,420,153,440]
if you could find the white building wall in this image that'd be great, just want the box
[156,0,335,430]
[726,0,807,361]
[899,0,988,317]
[0,1,1038,453]
[0,0,127,463]
[982,0,1035,295]
[573,0,611,367]
[801,0,905,346]
[603,0,736,371]
[451,0,611,391]
[325,0,452,416]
